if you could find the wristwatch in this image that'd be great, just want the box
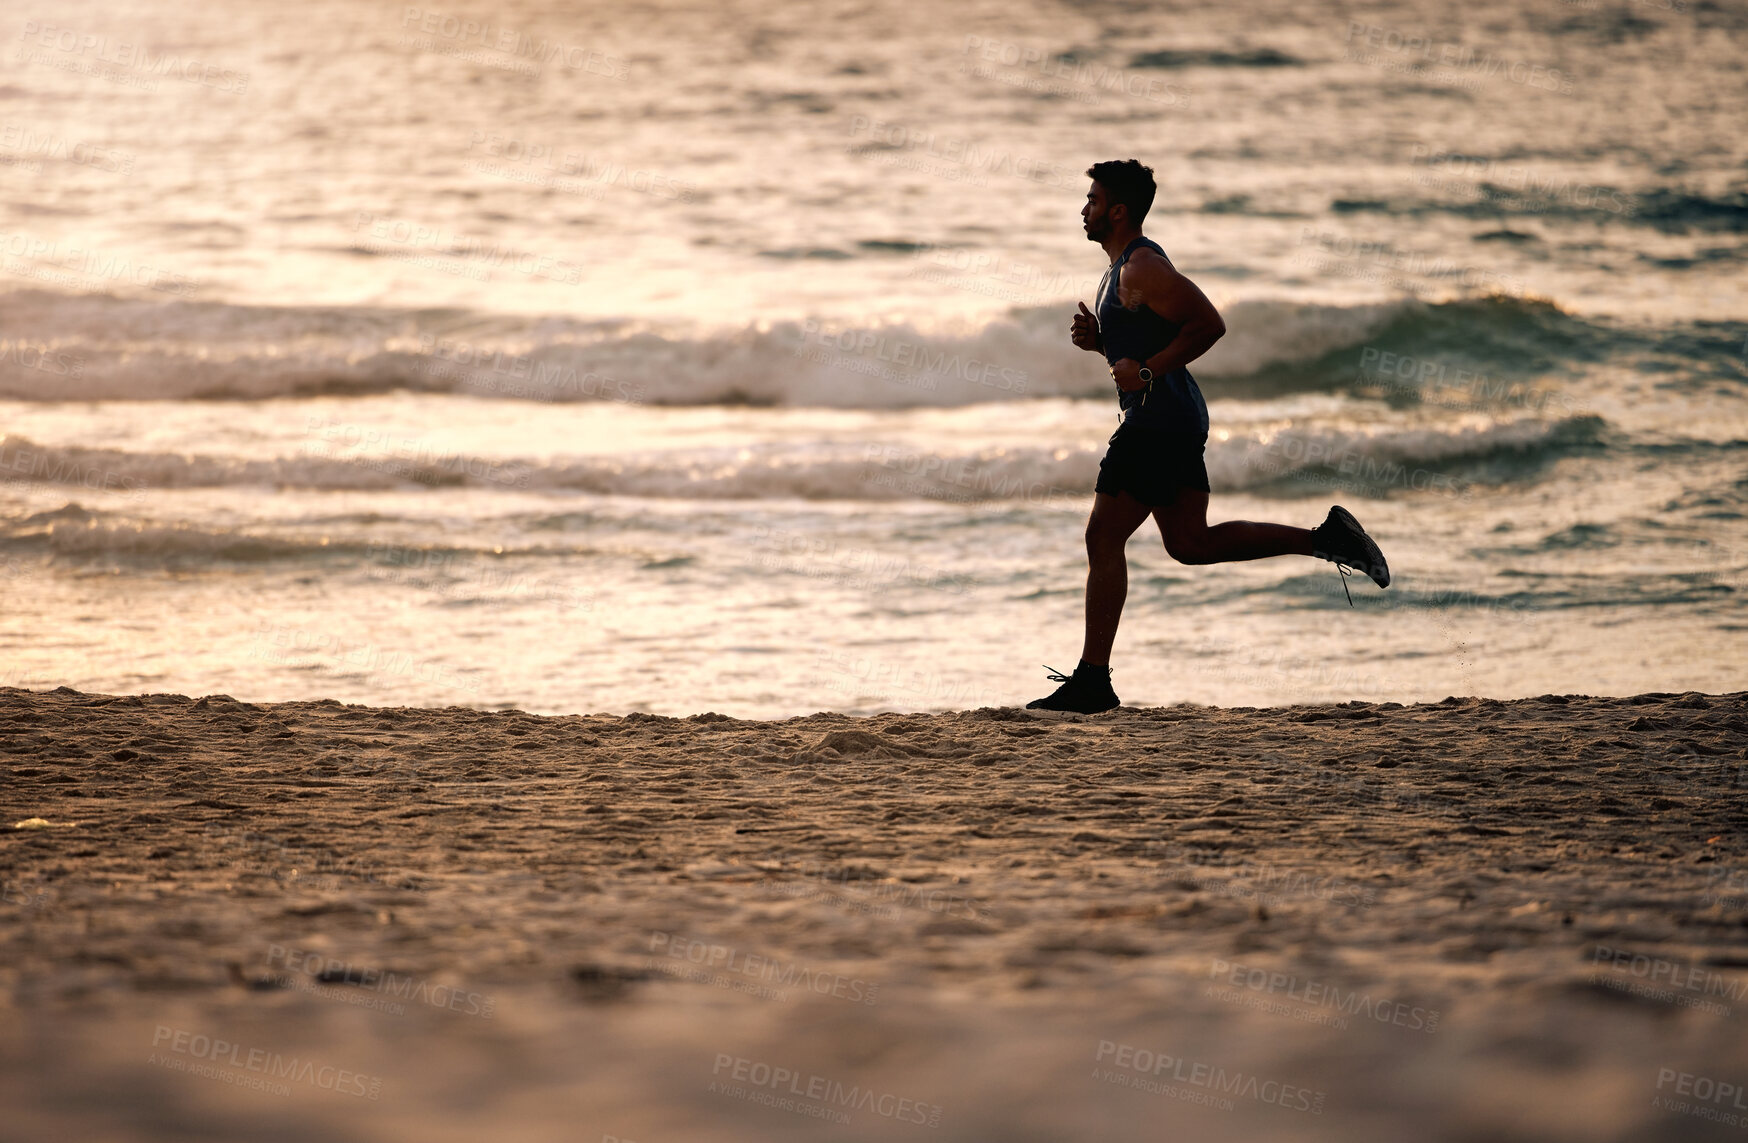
[1138,367,1153,383]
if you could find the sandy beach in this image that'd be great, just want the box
[3,0,1744,1137]
[3,684,1746,1140]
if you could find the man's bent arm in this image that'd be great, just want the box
[1126,252,1226,374]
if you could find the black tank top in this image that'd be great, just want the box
[1096,236,1209,433]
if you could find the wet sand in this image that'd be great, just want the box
[3,685,1746,1141]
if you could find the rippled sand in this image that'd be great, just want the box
[3,685,1746,1141]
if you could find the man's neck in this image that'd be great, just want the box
[1102,226,1144,264]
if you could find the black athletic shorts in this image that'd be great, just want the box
[1093,419,1211,506]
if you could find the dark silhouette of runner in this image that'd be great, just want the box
[1027,159,1390,714]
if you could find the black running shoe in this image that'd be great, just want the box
[1025,663,1119,714]
[1312,505,1390,602]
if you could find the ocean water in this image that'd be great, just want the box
[0,0,1743,716]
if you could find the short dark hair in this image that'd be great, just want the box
[1086,159,1156,226]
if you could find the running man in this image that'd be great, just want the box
[1027,159,1389,714]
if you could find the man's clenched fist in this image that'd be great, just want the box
[1071,301,1101,352]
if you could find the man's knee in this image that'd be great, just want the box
[1164,532,1215,565]
[1085,523,1127,560]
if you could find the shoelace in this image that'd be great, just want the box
[1314,521,1359,607]
[1041,664,1073,684]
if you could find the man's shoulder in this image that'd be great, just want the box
[1124,241,1176,273]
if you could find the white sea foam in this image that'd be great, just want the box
[0,290,1413,406]
[0,417,1599,506]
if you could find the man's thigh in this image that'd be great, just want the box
[1151,488,1210,547]
[1089,490,1153,545]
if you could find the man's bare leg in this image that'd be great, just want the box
[1152,489,1314,564]
[1029,488,1385,713]
[1079,490,1154,666]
